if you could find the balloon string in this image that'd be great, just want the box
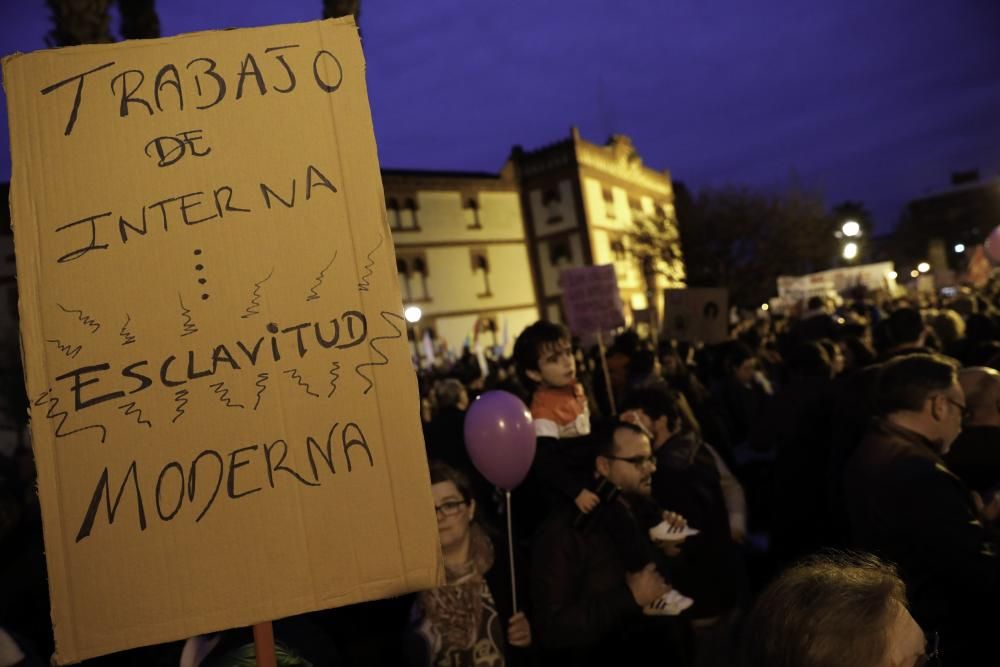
[506,490,517,613]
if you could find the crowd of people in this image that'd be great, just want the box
[3,284,1000,665]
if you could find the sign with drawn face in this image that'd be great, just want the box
[662,288,729,344]
[3,18,440,663]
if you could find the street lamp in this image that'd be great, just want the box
[954,243,966,253]
[887,271,898,280]
[842,242,858,260]
[404,305,423,323]
[917,262,930,273]
[842,220,861,237]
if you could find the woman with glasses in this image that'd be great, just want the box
[408,461,534,667]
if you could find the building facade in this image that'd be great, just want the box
[510,128,685,325]
[383,167,539,356]
[383,128,686,352]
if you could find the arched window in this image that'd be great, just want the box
[412,257,429,300]
[465,197,482,229]
[610,239,627,261]
[549,241,572,265]
[396,258,411,301]
[403,197,419,230]
[386,197,400,230]
[470,250,492,298]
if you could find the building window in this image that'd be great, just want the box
[603,187,616,219]
[470,249,492,298]
[387,197,401,230]
[396,257,411,301]
[543,188,563,224]
[549,241,572,266]
[465,197,482,230]
[475,315,499,347]
[610,238,627,261]
[398,253,430,302]
[412,256,430,301]
[402,198,420,230]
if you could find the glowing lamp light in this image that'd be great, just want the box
[910,270,920,278]
[404,305,423,323]
[955,243,966,253]
[761,303,769,311]
[887,271,898,280]
[842,220,861,237]
[917,262,931,273]
[842,242,858,260]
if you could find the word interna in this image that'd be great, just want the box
[55,163,336,264]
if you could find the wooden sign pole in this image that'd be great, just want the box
[596,330,617,416]
[253,622,278,667]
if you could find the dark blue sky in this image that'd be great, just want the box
[2,1,999,232]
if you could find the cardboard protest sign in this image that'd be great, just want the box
[558,264,626,337]
[662,288,728,344]
[3,18,441,663]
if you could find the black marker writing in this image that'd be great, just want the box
[179,294,198,337]
[241,268,273,319]
[209,381,244,409]
[354,311,404,395]
[39,61,116,136]
[119,313,136,345]
[46,338,82,359]
[57,303,101,333]
[172,389,189,423]
[55,310,368,415]
[144,129,211,168]
[33,389,107,444]
[54,165,335,265]
[254,372,269,410]
[357,236,382,291]
[283,369,319,398]
[306,252,337,302]
[73,419,373,540]
[118,401,152,428]
[328,361,340,397]
[39,45,349,138]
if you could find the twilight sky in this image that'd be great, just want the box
[2,0,999,232]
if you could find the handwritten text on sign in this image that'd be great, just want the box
[559,264,626,336]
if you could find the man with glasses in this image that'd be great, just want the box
[945,366,1000,523]
[530,422,690,666]
[844,353,999,663]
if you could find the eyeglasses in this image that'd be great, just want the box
[915,631,940,667]
[942,396,969,419]
[434,500,467,518]
[605,454,657,468]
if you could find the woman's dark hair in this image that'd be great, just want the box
[428,460,473,503]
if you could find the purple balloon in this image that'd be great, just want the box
[464,390,536,490]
